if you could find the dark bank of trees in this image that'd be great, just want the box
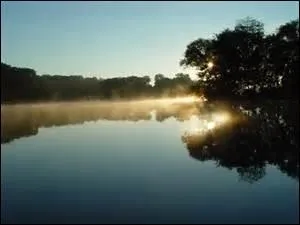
[180,17,299,100]
[1,63,193,103]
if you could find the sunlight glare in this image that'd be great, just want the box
[183,111,231,136]
[212,112,230,123]
[207,62,214,69]
[207,121,216,130]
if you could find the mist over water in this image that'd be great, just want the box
[1,99,299,224]
[1,97,204,144]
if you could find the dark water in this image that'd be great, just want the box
[1,100,299,224]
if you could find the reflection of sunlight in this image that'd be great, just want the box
[207,121,215,130]
[183,111,231,136]
[212,112,230,123]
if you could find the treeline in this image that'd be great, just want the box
[180,17,299,100]
[1,63,194,103]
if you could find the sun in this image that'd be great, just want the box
[207,62,214,69]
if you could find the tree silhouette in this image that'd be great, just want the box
[180,17,299,100]
[1,63,194,103]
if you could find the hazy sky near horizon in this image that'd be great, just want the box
[1,1,299,80]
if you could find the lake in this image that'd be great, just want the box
[1,100,299,224]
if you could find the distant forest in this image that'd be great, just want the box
[1,17,298,103]
[1,62,194,103]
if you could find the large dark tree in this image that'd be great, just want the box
[180,17,299,100]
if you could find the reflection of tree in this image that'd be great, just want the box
[1,102,200,144]
[237,166,266,184]
[1,120,39,144]
[182,101,299,183]
[3,100,298,183]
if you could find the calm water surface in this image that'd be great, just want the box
[1,100,299,224]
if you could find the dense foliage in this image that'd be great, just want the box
[1,63,193,103]
[180,17,299,99]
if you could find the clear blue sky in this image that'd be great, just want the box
[1,1,299,80]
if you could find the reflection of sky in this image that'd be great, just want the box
[1,117,299,224]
